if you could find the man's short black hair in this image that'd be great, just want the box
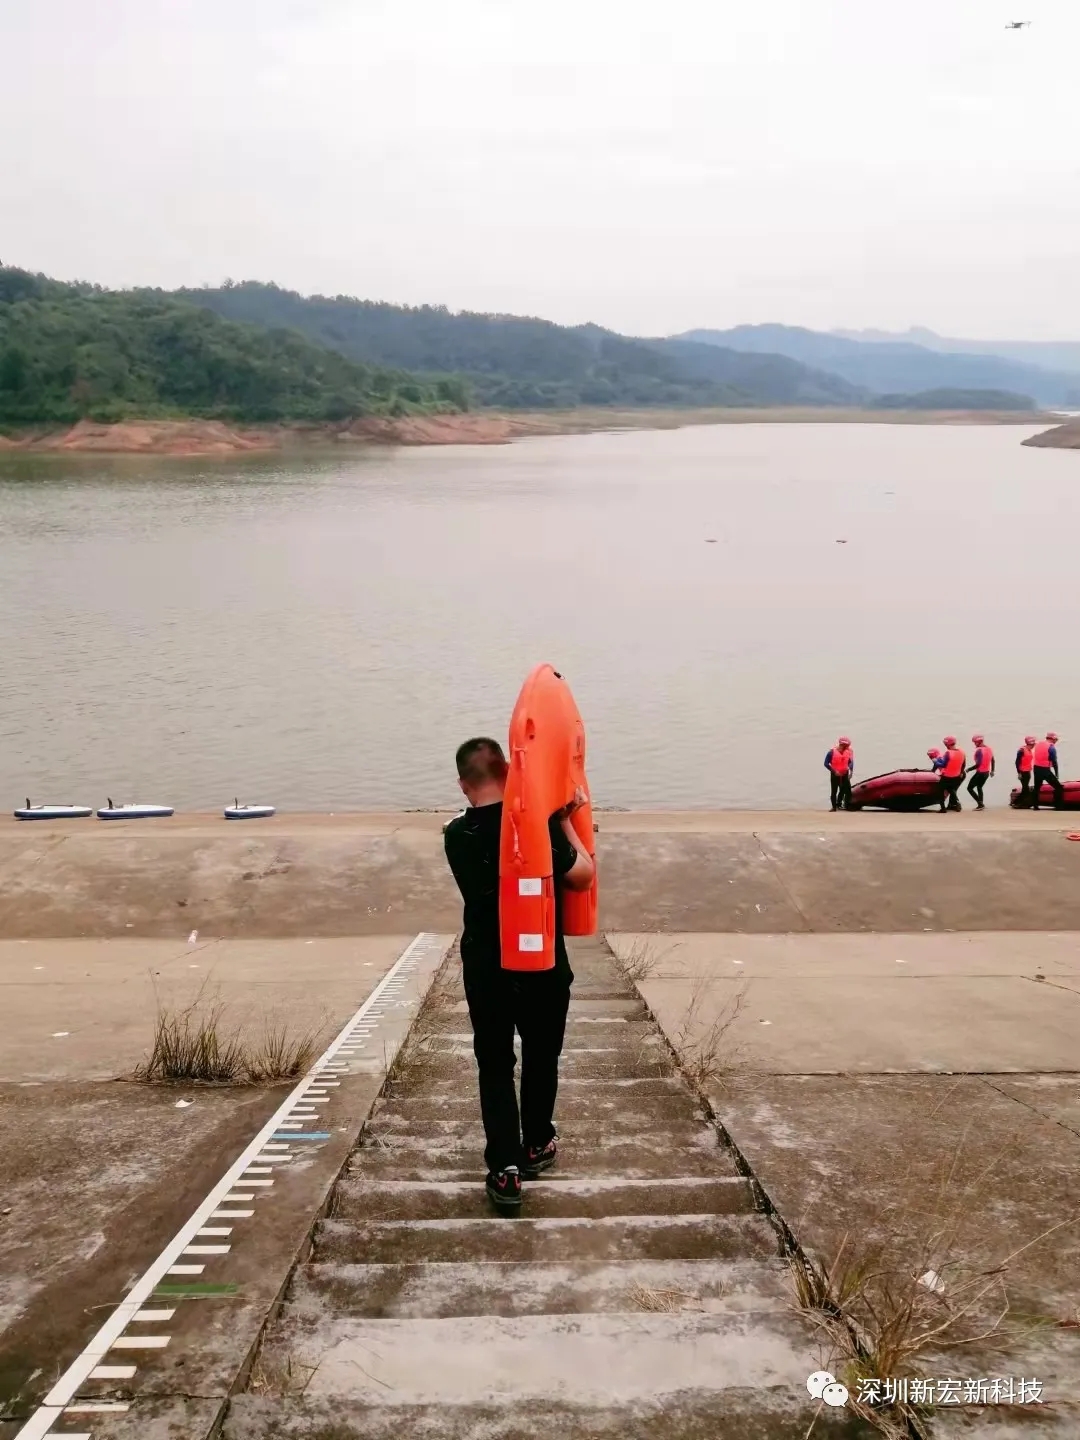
[456,737,508,786]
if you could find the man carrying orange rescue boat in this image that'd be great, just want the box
[444,738,595,1211]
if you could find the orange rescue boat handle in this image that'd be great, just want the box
[499,664,598,971]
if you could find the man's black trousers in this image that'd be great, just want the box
[463,962,571,1173]
[1031,766,1064,809]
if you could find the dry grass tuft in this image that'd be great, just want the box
[249,1351,322,1396]
[614,934,684,985]
[135,984,322,1085]
[244,1023,320,1084]
[787,1130,1080,1437]
[673,975,749,1094]
[630,1283,704,1313]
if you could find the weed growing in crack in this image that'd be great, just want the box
[135,981,321,1085]
[611,933,684,986]
[672,974,749,1095]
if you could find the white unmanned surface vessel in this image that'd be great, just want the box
[224,800,276,820]
[97,798,175,820]
[14,799,93,821]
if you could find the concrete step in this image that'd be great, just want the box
[290,1256,794,1320]
[347,1131,726,1181]
[333,1176,754,1222]
[226,1392,872,1439]
[315,1213,780,1266]
[395,1049,675,1081]
[383,1054,676,1088]
[371,1088,706,1128]
[253,1309,827,1401]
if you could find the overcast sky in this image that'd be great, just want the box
[2,0,1076,338]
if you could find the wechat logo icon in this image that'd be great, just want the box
[807,1370,850,1407]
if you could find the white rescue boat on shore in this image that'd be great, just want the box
[97,799,175,820]
[15,800,93,821]
[224,801,276,820]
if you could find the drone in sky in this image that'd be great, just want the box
[1005,20,1031,27]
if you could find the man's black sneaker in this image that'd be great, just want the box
[486,1166,522,1210]
[521,1138,558,1177]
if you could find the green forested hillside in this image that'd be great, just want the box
[175,282,866,409]
[0,267,465,426]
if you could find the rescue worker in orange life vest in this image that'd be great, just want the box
[1015,735,1036,805]
[935,736,966,812]
[966,734,995,810]
[1030,732,1065,811]
[824,736,854,811]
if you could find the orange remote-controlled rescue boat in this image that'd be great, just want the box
[499,665,598,971]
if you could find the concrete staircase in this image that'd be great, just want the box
[226,938,870,1438]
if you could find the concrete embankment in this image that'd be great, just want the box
[2,810,1078,939]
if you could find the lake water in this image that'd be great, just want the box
[1,423,1077,811]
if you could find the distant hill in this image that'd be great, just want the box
[680,324,1079,408]
[873,388,1035,411]
[834,326,1080,379]
[0,267,462,427]
[174,283,866,410]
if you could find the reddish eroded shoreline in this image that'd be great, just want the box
[0,407,1051,457]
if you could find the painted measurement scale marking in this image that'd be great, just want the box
[15,933,443,1440]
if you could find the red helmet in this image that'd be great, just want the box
[838,736,851,747]
[972,734,984,745]
[1025,735,1037,746]
[1047,732,1059,742]
[943,736,957,748]
[927,747,941,759]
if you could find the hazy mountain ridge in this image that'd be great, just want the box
[176,282,865,410]
[680,324,1080,407]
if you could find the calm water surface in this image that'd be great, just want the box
[1,423,1077,811]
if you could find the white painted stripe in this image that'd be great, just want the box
[276,1122,304,1130]
[183,1244,229,1255]
[254,1155,291,1164]
[243,1166,273,1175]
[13,1412,63,1440]
[64,1403,131,1413]
[213,1209,253,1218]
[262,1144,291,1152]
[25,932,444,1428]
[224,1193,255,1202]
[88,1366,136,1380]
[132,1309,175,1321]
[112,1335,170,1349]
[196,1227,232,1237]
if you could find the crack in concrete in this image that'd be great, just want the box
[750,832,813,933]
[977,1075,1080,1142]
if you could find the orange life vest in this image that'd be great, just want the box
[975,745,994,775]
[1033,740,1053,768]
[941,746,966,779]
[1018,745,1033,774]
[830,748,852,775]
[499,664,598,972]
